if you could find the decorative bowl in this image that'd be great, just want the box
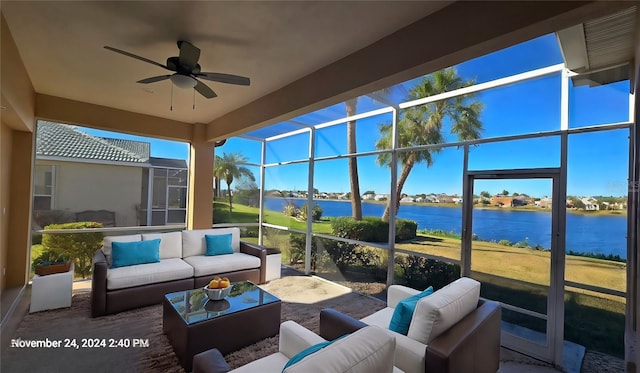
[203,285,232,301]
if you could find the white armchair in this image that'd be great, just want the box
[193,320,403,373]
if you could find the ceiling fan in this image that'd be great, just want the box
[104,41,250,99]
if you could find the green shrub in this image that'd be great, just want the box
[297,203,323,221]
[395,219,417,241]
[498,239,512,246]
[288,233,328,271]
[316,238,358,272]
[395,255,460,290]
[330,217,387,242]
[42,222,104,278]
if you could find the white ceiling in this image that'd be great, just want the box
[1,1,450,125]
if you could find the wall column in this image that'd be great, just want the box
[187,123,214,229]
[6,129,34,287]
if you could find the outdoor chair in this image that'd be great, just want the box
[319,277,502,373]
[192,320,403,373]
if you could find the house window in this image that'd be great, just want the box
[34,165,54,210]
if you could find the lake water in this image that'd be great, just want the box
[264,197,628,259]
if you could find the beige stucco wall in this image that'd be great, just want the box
[0,121,12,293]
[38,160,143,227]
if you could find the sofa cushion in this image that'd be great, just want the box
[407,277,480,344]
[389,286,433,335]
[102,234,141,266]
[182,228,240,258]
[284,326,396,373]
[205,234,234,256]
[106,258,194,290]
[183,253,261,277]
[111,239,161,268]
[142,231,182,259]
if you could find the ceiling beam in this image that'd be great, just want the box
[207,1,632,141]
[35,94,194,142]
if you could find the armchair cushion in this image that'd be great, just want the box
[389,286,433,335]
[284,325,396,373]
[408,277,480,344]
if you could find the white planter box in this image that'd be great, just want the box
[265,251,282,282]
[30,262,74,313]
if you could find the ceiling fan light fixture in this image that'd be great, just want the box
[170,74,197,89]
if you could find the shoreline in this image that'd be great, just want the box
[266,196,628,217]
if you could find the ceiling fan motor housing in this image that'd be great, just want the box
[166,57,201,74]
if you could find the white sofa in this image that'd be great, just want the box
[91,227,267,317]
[192,320,404,373]
[320,277,502,373]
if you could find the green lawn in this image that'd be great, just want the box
[213,200,333,234]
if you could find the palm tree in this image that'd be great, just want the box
[214,152,255,212]
[345,89,392,220]
[376,68,483,221]
[345,98,363,220]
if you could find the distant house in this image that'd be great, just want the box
[437,194,456,203]
[490,195,527,207]
[374,194,389,201]
[400,196,414,203]
[490,195,512,207]
[581,197,600,211]
[538,197,552,208]
[362,193,375,201]
[35,121,187,227]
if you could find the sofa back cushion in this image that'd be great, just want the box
[407,277,480,344]
[182,228,240,258]
[102,234,141,266]
[142,231,182,259]
[284,325,396,373]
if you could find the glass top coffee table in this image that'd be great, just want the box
[163,281,281,371]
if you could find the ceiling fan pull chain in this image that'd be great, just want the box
[170,83,174,111]
[193,88,196,110]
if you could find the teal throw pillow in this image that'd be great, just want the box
[205,234,234,256]
[111,239,161,268]
[389,286,434,335]
[282,334,349,372]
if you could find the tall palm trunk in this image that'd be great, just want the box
[346,99,362,220]
[226,181,233,212]
[382,154,416,221]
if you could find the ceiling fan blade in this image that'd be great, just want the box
[104,46,169,70]
[137,75,171,84]
[178,41,200,70]
[196,72,250,86]
[194,79,217,99]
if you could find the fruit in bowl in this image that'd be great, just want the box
[208,276,230,289]
[204,277,232,300]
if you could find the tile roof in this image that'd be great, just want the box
[36,121,150,163]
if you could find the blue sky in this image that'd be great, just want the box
[81,33,631,199]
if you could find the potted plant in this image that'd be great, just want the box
[32,250,71,276]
